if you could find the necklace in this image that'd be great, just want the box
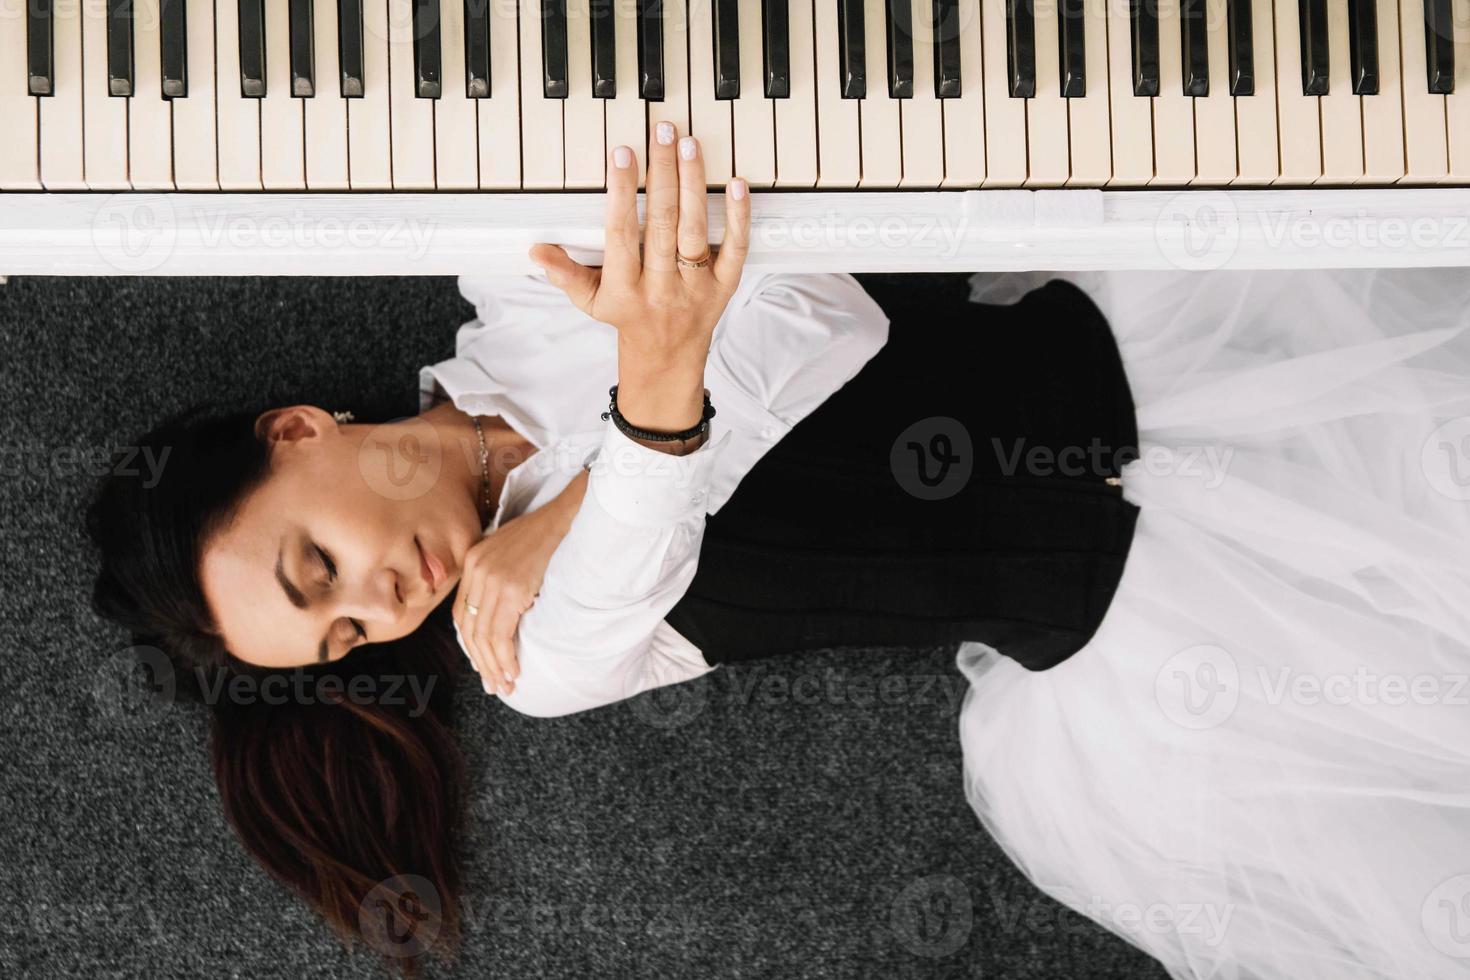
[471,416,492,522]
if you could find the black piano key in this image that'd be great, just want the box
[288,0,314,97]
[160,0,187,97]
[1059,0,1085,97]
[465,0,491,97]
[27,0,54,96]
[932,0,962,97]
[106,0,133,97]
[1180,0,1208,95]
[542,0,568,98]
[591,0,616,96]
[1297,0,1328,95]
[238,0,266,97]
[413,0,441,98]
[886,0,914,97]
[1007,0,1036,98]
[1130,0,1159,96]
[339,0,365,96]
[1346,0,1377,93]
[636,0,664,99]
[1424,0,1453,93]
[1226,0,1253,94]
[763,0,790,97]
[837,0,865,97]
[712,0,739,98]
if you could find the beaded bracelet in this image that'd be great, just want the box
[600,384,716,444]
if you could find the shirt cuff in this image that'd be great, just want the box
[588,416,723,528]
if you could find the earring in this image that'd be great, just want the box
[332,410,355,424]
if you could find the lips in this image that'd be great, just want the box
[416,536,445,593]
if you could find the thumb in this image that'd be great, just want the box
[529,244,601,314]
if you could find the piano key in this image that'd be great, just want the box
[1273,0,1323,180]
[940,0,986,183]
[933,0,962,95]
[1008,0,1036,96]
[1059,0,1086,96]
[1151,0,1196,182]
[887,0,915,97]
[1107,0,1154,181]
[861,0,902,183]
[1319,0,1365,180]
[1192,0,1237,181]
[1447,0,1470,176]
[1399,0,1448,177]
[28,0,54,96]
[39,0,84,187]
[412,0,441,97]
[900,0,945,184]
[339,0,365,95]
[984,0,1029,181]
[389,0,435,186]
[107,0,133,96]
[1068,0,1113,181]
[238,0,265,96]
[521,0,565,186]
[129,0,175,186]
[542,0,569,97]
[688,0,732,181]
[160,0,187,97]
[290,0,315,96]
[304,0,349,186]
[606,0,649,180]
[81,0,127,186]
[1424,0,1453,93]
[173,0,219,187]
[645,0,690,153]
[636,0,663,98]
[215,0,261,188]
[1226,0,1253,93]
[731,0,775,183]
[1346,0,1377,91]
[465,0,491,96]
[1359,0,1404,180]
[435,0,478,187]
[0,0,39,187]
[1131,0,1159,94]
[563,0,607,187]
[816,0,863,182]
[1232,0,1279,181]
[763,0,790,97]
[773,0,816,184]
[590,0,617,97]
[1180,0,1208,94]
[837,0,866,96]
[259,0,304,186]
[1027,0,1071,184]
[1298,0,1329,93]
[347,0,391,186]
[713,0,740,98]
[478,0,522,185]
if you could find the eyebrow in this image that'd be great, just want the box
[274,539,331,663]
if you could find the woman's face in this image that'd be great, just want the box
[199,405,484,668]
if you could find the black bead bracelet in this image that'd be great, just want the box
[601,384,716,443]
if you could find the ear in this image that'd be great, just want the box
[253,405,335,444]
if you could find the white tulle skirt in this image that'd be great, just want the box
[957,268,1470,980]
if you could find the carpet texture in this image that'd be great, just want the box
[0,276,1166,979]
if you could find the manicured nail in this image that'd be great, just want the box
[482,678,493,694]
[678,136,697,160]
[613,145,632,169]
[729,178,747,200]
[656,121,675,145]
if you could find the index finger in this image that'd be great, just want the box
[602,145,642,284]
[712,178,751,290]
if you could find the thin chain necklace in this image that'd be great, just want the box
[471,416,492,523]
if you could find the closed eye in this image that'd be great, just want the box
[314,543,368,645]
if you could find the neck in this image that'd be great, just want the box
[421,401,531,528]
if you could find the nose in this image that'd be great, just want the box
[336,569,407,626]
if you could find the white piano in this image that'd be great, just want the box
[1,0,1468,273]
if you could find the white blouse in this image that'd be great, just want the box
[419,273,889,717]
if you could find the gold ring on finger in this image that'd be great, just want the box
[676,248,711,269]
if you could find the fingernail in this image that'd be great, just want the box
[482,678,493,694]
[678,136,697,160]
[613,145,632,169]
[730,178,747,200]
[656,121,675,145]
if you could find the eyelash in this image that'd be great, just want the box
[315,545,367,643]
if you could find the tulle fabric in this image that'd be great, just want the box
[956,268,1470,980]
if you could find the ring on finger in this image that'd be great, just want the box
[676,248,711,269]
[466,602,480,616]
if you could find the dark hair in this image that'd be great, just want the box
[85,402,467,978]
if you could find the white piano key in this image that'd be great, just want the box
[1397,0,1446,179]
[646,0,691,154]
[858,0,901,185]
[1026,0,1071,184]
[773,0,817,186]
[130,0,177,188]
[349,0,393,188]
[901,0,947,186]
[688,0,733,183]
[435,0,477,189]
[940,0,987,186]
[1191,0,1237,183]
[478,0,523,187]
[260,0,305,187]
[1359,0,1404,181]
[564,0,607,188]
[1447,0,1470,177]
[1152,0,1197,182]
[813,0,862,185]
[605,0,648,183]
[1233,0,1281,182]
[1272,0,1322,181]
[39,0,84,189]
[305,0,350,188]
[982,0,1029,183]
[732,0,777,184]
[81,0,128,188]
[1105,0,1154,183]
[217,0,263,188]
[520,0,566,188]
[1067,0,1113,183]
[0,0,37,188]
[174,0,221,189]
[388,0,435,187]
[1318,0,1365,181]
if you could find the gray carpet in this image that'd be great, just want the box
[0,277,1166,979]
